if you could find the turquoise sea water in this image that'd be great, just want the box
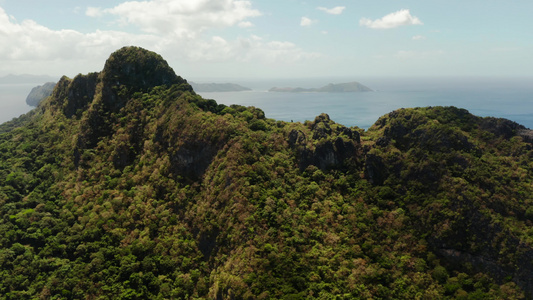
[198,77,533,130]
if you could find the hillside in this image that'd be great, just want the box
[0,46,532,299]
[269,81,373,93]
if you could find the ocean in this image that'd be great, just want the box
[0,83,36,124]
[197,77,533,130]
[1,77,532,130]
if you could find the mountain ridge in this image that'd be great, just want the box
[0,46,532,299]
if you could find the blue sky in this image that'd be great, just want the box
[0,0,532,80]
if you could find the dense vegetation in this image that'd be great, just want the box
[0,46,532,299]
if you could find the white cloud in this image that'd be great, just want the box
[300,17,316,26]
[317,6,345,15]
[0,6,160,74]
[0,6,319,77]
[186,35,321,64]
[86,7,104,17]
[241,39,321,64]
[412,35,426,40]
[360,9,422,29]
[90,0,261,38]
[238,21,254,28]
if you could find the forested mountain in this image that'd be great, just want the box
[0,46,532,299]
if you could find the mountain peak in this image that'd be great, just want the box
[98,46,192,111]
[102,46,187,93]
[36,47,196,155]
[43,46,192,118]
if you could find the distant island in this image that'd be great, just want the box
[26,82,56,107]
[190,82,251,92]
[269,81,373,93]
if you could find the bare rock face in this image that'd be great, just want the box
[288,129,306,146]
[289,113,362,171]
[170,144,220,181]
[481,117,529,140]
[47,73,98,119]
[364,153,387,185]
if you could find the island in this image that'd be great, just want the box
[25,82,56,107]
[269,81,373,93]
[190,82,251,92]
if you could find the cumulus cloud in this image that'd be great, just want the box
[238,21,254,28]
[88,0,261,38]
[0,5,319,76]
[177,34,321,64]
[412,35,426,40]
[300,17,316,26]
[239,38,321,64]
[0,7,108,61]
[317,6,345,15]
[360,9,422,29]
[0,7,162,75]
[86,6,104,18]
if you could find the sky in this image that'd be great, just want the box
[0,0,532,80]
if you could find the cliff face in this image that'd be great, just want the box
[288,113,362,171]
[25,82,56,107]
[0,47,532,299]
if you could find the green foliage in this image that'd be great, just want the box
[0,48,531,299]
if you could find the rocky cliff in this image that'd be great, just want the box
[25,82,56,107]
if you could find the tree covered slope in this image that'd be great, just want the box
[0,46,532,299]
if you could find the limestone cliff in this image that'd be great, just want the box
[25,82,56,107]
